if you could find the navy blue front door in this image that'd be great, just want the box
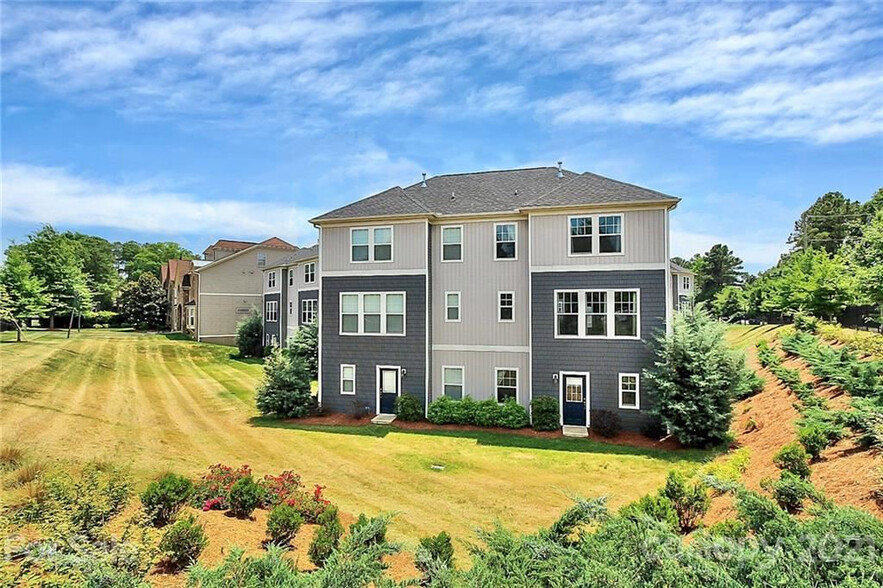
[562,374,587,426]
[379,368,399,414]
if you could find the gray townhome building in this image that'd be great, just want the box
[262,245,319,347]
[306,164,686,434]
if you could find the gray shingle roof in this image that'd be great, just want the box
[266,244,319,269]
[310,166,677,223]
[669,260,694,274]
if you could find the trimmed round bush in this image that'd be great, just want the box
[498,398,529,429]
[590,410,622,438]
[620,494,678,531]
[395,395,423,421]
[159,514,207,569]
[761,471,817,513]
[661,471,710,533]
[427,396,457,424]
[452,396,478,425]
[797,420,843,460]
[773,442,811,478]
[228,477,262,519]
[266,503,303,547]
[473,399,504,427]
[530,397,559,431]
[141,473,194,527]
[308,505,343,568]
[256,348,312,419]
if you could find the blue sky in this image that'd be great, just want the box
[2,1,881,272]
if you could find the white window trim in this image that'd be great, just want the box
[498,291,515,323]
[265,300,279,322]
[494,367,519,403]
[440,225,464,263]
[350,226,394,263]
[289,271,294,286]
[566,213,625,258]
[257,252,267,267]
[338,291,407,336]
[493,222,518,261]
[441,365,465,398]
[553,289,641,340]
[340,364,356,395]
[444,291,461,323]
[267,271,276,288]
[304,262,316,283]
[618,373,640,410]
[289,300,294,315]
[301,299,317,325]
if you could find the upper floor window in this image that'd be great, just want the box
[682,276,691,290]
[567,214,623,256]
[304,262,316,283]
[445,292,460,322]
[351,227,393,262]
[289,271,294,286]
[340,292,405,335]
[498,292,514,322]
[555,289,640,339]
[495,368,517,402]
[257,252,267,267]
[265,300,279,322]
[301,299,318,324]
[267,271,276,288]
[599,215,622,253]
[495,223,516,260]
[441,226,462,262]
[570,217,592,254]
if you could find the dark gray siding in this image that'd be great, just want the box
[531,270,666,431]
[320,274,426,414]
[297,289,319,326]
[263,292,282,346]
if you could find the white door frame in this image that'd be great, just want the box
[558,371,591,426]
[375,365,402,415]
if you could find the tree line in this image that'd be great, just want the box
[678,188,882,325]
[0,225,194,340]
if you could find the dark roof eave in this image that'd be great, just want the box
[310,212,434,226]
[519,197,680,212]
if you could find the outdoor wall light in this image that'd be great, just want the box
[402,368,407,376]
[552,373,559,382]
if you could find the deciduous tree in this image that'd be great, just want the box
[117,273,168,329]
[0,248,49,341]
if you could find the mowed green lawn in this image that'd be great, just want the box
[1,329,709,544]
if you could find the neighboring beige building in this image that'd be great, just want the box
[161,258,208,335]
[194,237,297,345]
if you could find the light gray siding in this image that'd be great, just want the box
[430,219,529,346]
[530,270,667,431]
[530,209,667,268]
[320,274,426,414]
[431,350,530,406]
[321,222,427,273]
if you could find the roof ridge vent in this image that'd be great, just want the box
[421,173,427,188]
[557,161,564,179]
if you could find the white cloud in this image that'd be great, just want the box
[1,163,321,245]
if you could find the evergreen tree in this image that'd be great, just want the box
[788,191,863,254]
[692,244,744,302]
[117,273,168,329]
[290,323,318,379]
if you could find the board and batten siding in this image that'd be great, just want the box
[321,221,427,273]
[430,350,530,407]
[530,269,666,431]
[430,219,529,346]
[530,209,667,268]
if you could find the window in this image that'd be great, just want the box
[442,366,464,399]
[257,253,267,267]
[339,292,406,335]
[351,227,393,262]
[441,226,462,261]
[341,364,356,395]
[289,271,294,286]
[187,308,195,328]
[265,300,278,322]
[569,216,592,254]
[496,368,517,402]
[599,215,622,253]
[304,262,316,283]
[614,291,638,337]
[445,292,460,322]
[619,373,640,409]
[498,292,514,322]
[682,276,690,290]
[267,271,276,288]
[556,291,579,336]
[555,289,640,338]
[289,300,293,314]
[495,223,516,259]
[301,299,317,324]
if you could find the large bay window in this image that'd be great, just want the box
[555,289,640,339]
[340,292,405,335]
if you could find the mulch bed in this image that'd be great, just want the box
[284,413,685,451]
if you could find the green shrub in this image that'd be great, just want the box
[160,514,207,569]
[308,505,343,567]
[187,547,299,586]
[793,312,820,334]
[498,398,529,428]
[735,369,766,400]
[289,322,318,379]
[734,488,790,534]
[590,410,621,438]
[228,477,262,519]
[395,394,423,421]
[349,512,387,545]
[773,443,811,478]
[640,416,667,440]
[427,396,458,424]
[661,471,710,533]
[620,494,678,530]
[140,472,194,526]
[255,347,313,418]
[473,399,504,427]
[266,503,303,547]
[797,419,843,460]
[452,396,478,424]
[530,397,559,431]
[706,518,748,539]
[235,310,264,358]
[645,308,743,447]
[415,531,454,580]
[762,471,817,513]
[700,448,751,491]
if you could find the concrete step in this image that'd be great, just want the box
[562,425,588,438]
[371,413,397,425]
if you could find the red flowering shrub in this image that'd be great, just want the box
[286,484,331,523]
[192,464,252,510]
[259,470,303,508]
